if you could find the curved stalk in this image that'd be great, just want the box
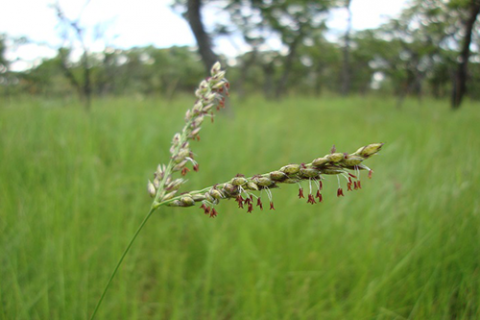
[89,205,159,320]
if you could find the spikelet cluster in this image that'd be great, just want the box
[147,62,229,204]
[163,143,383,218]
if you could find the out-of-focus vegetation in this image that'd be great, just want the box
[1,96,479,319]
[1,0,480,108]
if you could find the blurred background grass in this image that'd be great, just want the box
[1,96,479,319]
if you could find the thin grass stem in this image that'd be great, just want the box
[89,205,158,320]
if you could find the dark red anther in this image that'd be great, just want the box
[209,208,218,218]
[247,203,253,213]
[316,190,323,202]
[193,163,199,172]
[181,167,190,176]
[307,194,316,204]
[368,170,373,179]
[353,181,358,190]
[347,182,353,191]
[200,203,210,215]
[319,181,323,191]
[257,198,263,210]
[298,188,305,199]
[337,188,344,197]
[236,195,244,208]
[357,181,362,189]
[270,201,275,210]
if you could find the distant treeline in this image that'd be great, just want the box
[1,0,480,108]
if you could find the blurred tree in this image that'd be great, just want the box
[0,34,8,73]
[254,0,334,99]
[0,34,9,94]
[340,0,352,96]
[219,0,337,99]
[451,0,480,109]
[52,2,93,110]
[296,33,342,95]
[216,1,268,98]
[173,0,220,75]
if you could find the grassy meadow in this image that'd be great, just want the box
[1,94,479,319]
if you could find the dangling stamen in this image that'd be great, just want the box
[298,187,305,199]
[210,207,218,218]
[200,203,210,215]
[264,187,275,210]
[236,195,244,208]
[181,167,190,176]
[256,197,263,210]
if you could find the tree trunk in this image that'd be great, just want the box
[451,0,480,109]
[186,0,219,74]
[340,0,352,96]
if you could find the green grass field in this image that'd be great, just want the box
[1,94,479,320]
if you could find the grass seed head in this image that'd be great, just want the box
[148,62,383,218]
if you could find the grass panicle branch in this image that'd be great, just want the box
[159,142,384,217]
[90,62,383,319]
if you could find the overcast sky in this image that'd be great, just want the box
[1,0,408,71]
